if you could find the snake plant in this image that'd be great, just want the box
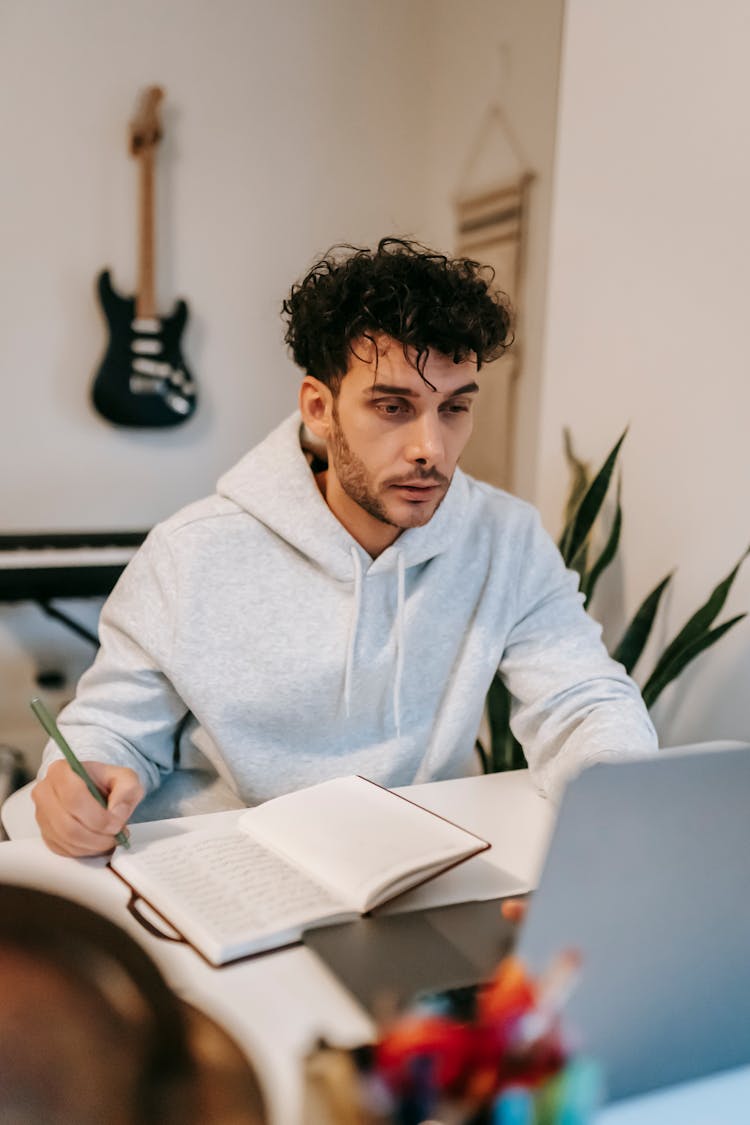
[477,430,748,774]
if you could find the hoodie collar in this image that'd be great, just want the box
[217,411,470,579]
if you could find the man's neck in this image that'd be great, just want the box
[314,470,400,559]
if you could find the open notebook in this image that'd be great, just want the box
[110,775,490,966]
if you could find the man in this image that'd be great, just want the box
[33,238,657,856]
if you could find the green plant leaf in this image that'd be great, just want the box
[490,727,526,773]
[561,428,628,568]
[570,541,590,582]
[558,428,591,550]
[484,676,525,772]
[486,675,511,749]
[612,572,674,675]
[581,476,622,606]
[642,613,747,708]
[504,734,526,772]
[474,739,489,774]
[647,546,749,687]
[558,506,576,558]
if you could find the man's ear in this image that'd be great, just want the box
[299,376,334,440]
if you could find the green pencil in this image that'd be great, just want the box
[30,697,130,849]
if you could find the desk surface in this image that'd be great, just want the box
[2,770,749,1123]
[0,771,550,1122]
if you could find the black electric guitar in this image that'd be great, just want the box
[91,86,197,427]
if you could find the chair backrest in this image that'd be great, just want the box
[0,883,267,1123]
[0,781,38,841]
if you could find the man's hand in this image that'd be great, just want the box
[501,898,528,924]
[32,760,144,857]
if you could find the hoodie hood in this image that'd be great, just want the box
[216,410,471,579]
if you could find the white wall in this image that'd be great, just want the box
[422,0,564,501]
[0,0,563,766]
[536,0,750,745]
[0,0,437,532]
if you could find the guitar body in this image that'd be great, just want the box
[91,270,197,427]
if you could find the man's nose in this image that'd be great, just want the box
[406,413,444,464]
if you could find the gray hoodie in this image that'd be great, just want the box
[42,412,657,804]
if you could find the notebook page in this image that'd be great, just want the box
[238,776,484,913]
[113,829,350,962]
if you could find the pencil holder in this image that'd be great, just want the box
[302,951,604,1125]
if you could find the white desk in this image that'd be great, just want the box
[2,770,749,1123]
[0,771,551,1123]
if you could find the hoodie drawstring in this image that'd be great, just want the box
[344,546,363,718]
[343,547,406,737]
[393,551,405,737]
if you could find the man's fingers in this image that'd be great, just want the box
[44,762,116,833]
[49,760,142,832]
[89,763,144,828]
[33,760,144,857]
[42,807,119,857]
[33,794,120,857]
[501,898,528,924]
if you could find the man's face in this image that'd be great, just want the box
[304,336,479,556]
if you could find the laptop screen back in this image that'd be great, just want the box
[517,747,750,1102]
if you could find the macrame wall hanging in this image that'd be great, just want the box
[454,79,534,491]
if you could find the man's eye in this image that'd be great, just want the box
[377,401,409,416]
[443,402,471,414]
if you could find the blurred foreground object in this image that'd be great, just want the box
[0,884,265,1124]
[302,949,603,1123]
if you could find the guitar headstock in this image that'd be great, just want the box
[129,86,165,156]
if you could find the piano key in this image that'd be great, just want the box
[0,547,139,570]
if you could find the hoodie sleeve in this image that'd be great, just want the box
[498,508,657,803]
[38,528,186,795]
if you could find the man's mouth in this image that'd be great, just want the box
[390,481,443,499]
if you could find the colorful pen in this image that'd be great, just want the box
[491,1085,534,1125]
[29,697,130,849]
[555,1058,605,1125]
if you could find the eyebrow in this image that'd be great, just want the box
[367,382,480,398]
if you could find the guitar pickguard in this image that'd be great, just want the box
[129,317,195,414]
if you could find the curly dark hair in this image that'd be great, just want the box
[281,237,513,390]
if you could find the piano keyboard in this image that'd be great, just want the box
[0,531,148,602]
[0,546,138,570]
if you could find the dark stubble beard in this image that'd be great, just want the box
[330,402,448,530]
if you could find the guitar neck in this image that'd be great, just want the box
[136,149,157,320]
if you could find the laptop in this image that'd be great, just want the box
[517,745,750,1102]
